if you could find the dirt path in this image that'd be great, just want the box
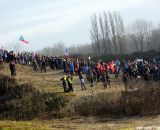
[1,116,160,130]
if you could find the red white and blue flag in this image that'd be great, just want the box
[19,35,29,44]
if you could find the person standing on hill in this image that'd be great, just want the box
[41,58,47,73]
[122,66,128,90]
[60,75,68,92]
[9,61,16,77]
[67,74,74,92]
[79,71,86,90]
[88,66,94,87]
[101,69,110,88]
[115,60,120,78]
[63,60,67,73]
[69,61,74,76]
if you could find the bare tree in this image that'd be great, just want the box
[145,22,153,50]
[151,28,160,51]
[69,44,93,55]
[108,11,117,54]
[39,42,65,56]
[114,12,126,54]
[99,14,106,55]
[103,12,112,54]
[130,19,153,52]
[90,11,127,55]
[130,34,140,52]
[55,42,65,56]
[90,14,101,55]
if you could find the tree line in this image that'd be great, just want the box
[38,11,160,56]
[90,11,160,56]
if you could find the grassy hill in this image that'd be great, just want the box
[1,62,160,129]
[0,62,125,97]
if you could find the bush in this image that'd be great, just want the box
[74,82,160,117]
[74,92,123,116]
[1,74,160,119]
[0,74,69,120]
[121,82,160,116]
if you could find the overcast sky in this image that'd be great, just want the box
[0,0,160,51]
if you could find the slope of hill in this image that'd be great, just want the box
[0,62,124,96]
[1,62,160,130]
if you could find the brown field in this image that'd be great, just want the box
[1,63,160,130]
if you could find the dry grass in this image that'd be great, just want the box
[1,63,64,93]
[1,63,125,97]
[1,116,160,130]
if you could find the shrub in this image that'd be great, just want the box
[121,82,160,116]
[74,92,123,116]
[0,74,69,120]
[74,82,160,117]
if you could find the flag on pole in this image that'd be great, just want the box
[19,35,29,44]
[64,48,69,56]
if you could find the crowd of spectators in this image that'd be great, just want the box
[0,48,159,92]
